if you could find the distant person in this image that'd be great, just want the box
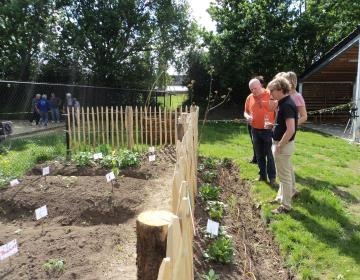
[50,93,62,123]
[38,94,50,126]
[268,77,298,214]
[244,78,277,186]
[30,94,41,125]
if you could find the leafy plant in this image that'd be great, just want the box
[202,269,220,280]
[100,155,118,169]
[206,201,225,221]
[73,152,94,167]
[204,236,234,264]
[199,183,220,201]
[118,150,140,168]
[42,259,65,273]
[96,144,112,156]
[202,157,218,170]
[202,170,217,183]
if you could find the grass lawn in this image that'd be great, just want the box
[199,122,360,280]
[0,131,66,187]
[157,93,188,110]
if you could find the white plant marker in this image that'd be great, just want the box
[206,219,219,237]
[35,205,48,220]
[149,154,156,162]
[106,171,115,183]
[10,179,20,187]
[42,166,50,176]
[0,240,18,261]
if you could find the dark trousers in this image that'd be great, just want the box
[247,124,256,162]
[30,111,41,125]
[251,128,276,180]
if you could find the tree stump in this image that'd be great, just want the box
[136,210,176,280]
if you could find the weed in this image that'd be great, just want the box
[204,236,234,264]
[202,268,220,280]
[42,259,65,273]
[199,183,220,201]
[206,201,225,221]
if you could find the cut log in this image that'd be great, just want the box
[136,210,176,280]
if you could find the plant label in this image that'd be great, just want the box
[149,154,156,162]
[106,171,115,182]
[93,153,103,160]
[42,166,50,176]
[10,179,20,187]
[148,146,155,153]
[35,205,48,220]
[206,219,219,236]
[0,239,18,261]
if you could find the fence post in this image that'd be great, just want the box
[65,109,71,160]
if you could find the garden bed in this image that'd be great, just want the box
[0,147,175,280]
[194,157,289,279]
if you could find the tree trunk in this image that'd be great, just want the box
[136,210,175,280]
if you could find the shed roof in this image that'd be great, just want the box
[300,25,360,83]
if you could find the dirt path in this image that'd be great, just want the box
[0,147,175,280]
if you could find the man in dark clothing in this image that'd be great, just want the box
[267,77,298,214]
[30,94,41,125]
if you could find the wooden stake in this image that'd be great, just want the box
[101,106,105,145]
[159,107,162,146]
[116,106,119,149]
[92,107,96,148]
[164,107,167,145]
[106,106,109,145]
[154,107,157,146]
[67,108,72,149]
[121,106,124,146]
[72,107,76,147]
[174,108,177,144]
[150,106,153,146]
[77,107,81,148]
[169,109,172,145]
[135,106,139,148]
[96,106,100,144]
[82,107,85,146]
[86,107,90,146]
[145,106,148,145]
[111,106,114,148]
[140,106,143,147]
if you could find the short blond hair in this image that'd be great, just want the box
[268,77,291,95]
[283,71,297,90]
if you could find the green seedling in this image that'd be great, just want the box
[42,259,65,273]
[206,201,225,221]
[202,157,218,170]
[204,236,234,264]
[199,183,220,201]
[118,150,140,168]
[202,269,220,280]
[202,170,217,183]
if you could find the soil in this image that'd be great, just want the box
[0,146,175,280]
[194,158,290,280]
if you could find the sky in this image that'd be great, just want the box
[188,0,216,32]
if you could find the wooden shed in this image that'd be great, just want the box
[299,26,360,141]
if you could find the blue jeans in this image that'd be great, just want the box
[51,107,60,122]
[251,128,276,180]
[40,111,48,126]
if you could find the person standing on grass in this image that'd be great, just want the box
[50,93,62,123]
[244,78,277,187]
[38,94,50,127]
[30,94,41,125]
[274,71,307,198]
[267,77,298,214]
[246,75,265,164]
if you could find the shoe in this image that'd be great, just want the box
[269,179,279,188]
[271,205,290,214]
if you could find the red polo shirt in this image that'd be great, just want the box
[244,89,275,129]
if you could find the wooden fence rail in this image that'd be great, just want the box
[67,105,189,152]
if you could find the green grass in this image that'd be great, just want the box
[157,93,188,109]
[199,122,360,280]
[0,131,66,187]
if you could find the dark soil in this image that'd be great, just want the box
[194,158,289,280]
[0,147,176,280]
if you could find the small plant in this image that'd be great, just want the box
[42,259,65,273]
[206,201,225,221]
[220,157,232,169]
[202,170,217,183]
[204,236,234,264]
[202,157,218,170]
[73,152,94,167]
[96,144,112,156]
[199,183,220,201]
[202,225,230,239]
[202,269,219,280]
[100,155,118,169]
[118,150,140,168]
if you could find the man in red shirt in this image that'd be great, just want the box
[244,78,277,186]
